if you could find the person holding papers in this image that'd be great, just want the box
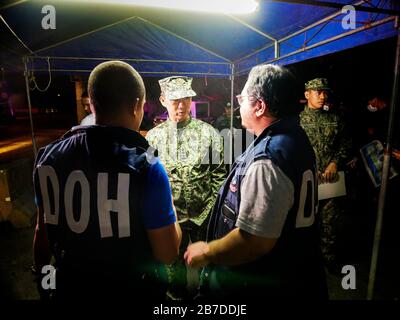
[300,78,351,275]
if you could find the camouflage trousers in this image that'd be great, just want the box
[318,197,346,266]
[165,220,208,300]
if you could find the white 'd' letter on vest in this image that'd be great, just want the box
[38,165,60,225]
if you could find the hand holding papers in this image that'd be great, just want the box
[318,171,346,200]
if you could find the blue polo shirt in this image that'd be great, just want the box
[142,159,176,229]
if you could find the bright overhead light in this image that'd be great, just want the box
[75,0,259,14]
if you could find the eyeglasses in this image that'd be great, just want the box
[236,94,257,106]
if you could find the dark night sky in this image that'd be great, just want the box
[288,36,396,106]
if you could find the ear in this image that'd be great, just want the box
[159,95,167,108]
[304,90,310,100]
[255,99,267,117]
[89,102,95,115]
[130,98,140,116]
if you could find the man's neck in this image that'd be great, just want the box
[253,116,278,136]
[307,104,321,110]
[96,115,137,131]
[168,116,191,128]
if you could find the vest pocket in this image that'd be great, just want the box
[222,204,236,220]
[215,203,237,239]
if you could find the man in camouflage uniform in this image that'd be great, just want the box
[146,76,227,299]
[300,78,350,274]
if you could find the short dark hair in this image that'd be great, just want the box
[81,90,88,99]
[88,61,145,115]
[246,64,298,118]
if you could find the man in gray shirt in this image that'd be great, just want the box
[184,64,327,299]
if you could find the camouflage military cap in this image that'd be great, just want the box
[159,76,197,100]
[305,78,330,91]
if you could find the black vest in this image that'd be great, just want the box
[205,116,327,299]
[34,126,164,299]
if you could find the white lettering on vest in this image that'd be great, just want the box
[64,170,90,234]
[38,165,60,225]
[97,173,131,238]
[296,169,316,228]
[37,166,131,238]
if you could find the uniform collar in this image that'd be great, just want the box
[166,116,192,129]
[304,105,322,113]
[66,125,149,150]
[256,115,300,144]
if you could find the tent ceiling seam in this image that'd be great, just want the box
[0,14,36,56]
[0,0,28,11]
[225,14,277,41]
[135,17,232,63]
[33,15,139,54]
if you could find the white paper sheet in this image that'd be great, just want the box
[318,171,346,200]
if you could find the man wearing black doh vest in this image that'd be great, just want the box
[184,64,327,300]
[32,61,181,301]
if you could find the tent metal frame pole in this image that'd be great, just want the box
[367,17,400,300]
[229,64,235,170]
[225,15,280,59]
[29,55,230,66]
[278,0,366,42]
[269,0,400,16]
[236,0,366,64]
[35,16,232,63]
[274,16,395,60]
[23,56,37,157]
[236,15,395,75]
[226,14,277,42]
[29,69,231,76]
[274,42,280,59]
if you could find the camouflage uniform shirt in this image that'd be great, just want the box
[300,106,350,171]
[146,117,227,226]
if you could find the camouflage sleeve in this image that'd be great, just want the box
[210,127,227,195]
[145,129,155,147]
[146,129,162,154]
[330,116,352,168]
[197,128,227,224]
